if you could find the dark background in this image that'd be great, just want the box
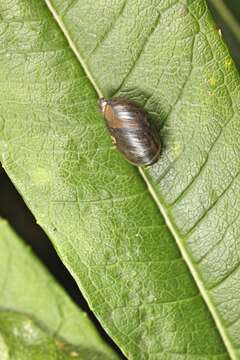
[0,1,239,357]
[208,0,240,67]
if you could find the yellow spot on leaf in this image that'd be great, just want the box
[225,58,233,68]
[208,77,218,87]
[172,142,182,157]
[69,351,79,357]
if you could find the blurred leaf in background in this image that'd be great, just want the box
[208,0,240,67]
[0,219,119,360]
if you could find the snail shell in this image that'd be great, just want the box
[99,97,161,166]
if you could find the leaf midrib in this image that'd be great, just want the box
[44,1,237,358]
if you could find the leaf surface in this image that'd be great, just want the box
[0,219,118,359]
[43,0,240,358]
[0,0,238,359]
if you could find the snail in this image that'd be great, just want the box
[99,97,161,166]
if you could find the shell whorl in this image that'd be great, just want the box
[99,97,160,166]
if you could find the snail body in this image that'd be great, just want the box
[99,97,160,166]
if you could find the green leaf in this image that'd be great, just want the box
[0,219,118,360]
[42,0,240,358]
[0,0,238,359]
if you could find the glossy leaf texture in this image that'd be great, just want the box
[0,1,236,359]
[44,0,240,358]
[0,219,118,360]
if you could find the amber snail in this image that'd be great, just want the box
[99,97,161,166]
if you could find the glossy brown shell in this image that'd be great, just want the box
[99,97,161,166]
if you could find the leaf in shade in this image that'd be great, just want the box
[0,219,119,360]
